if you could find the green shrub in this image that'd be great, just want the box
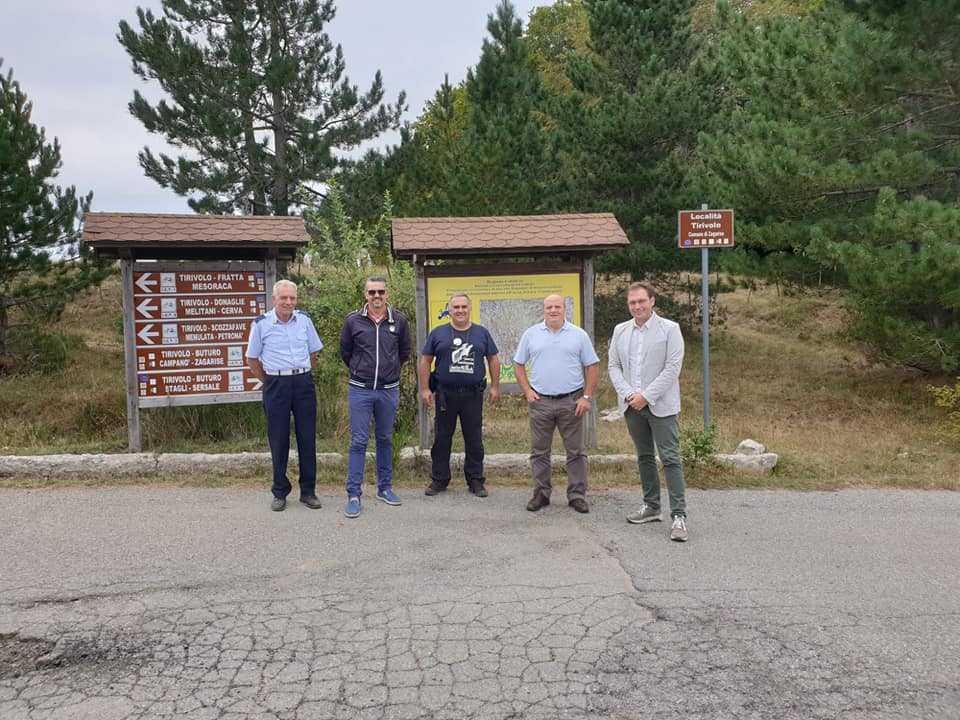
[680,423,719,466]
[929,379,960,445]
[5,329,84,375]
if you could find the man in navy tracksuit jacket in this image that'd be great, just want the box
[339,276,411,518]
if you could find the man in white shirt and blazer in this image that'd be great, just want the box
[608,282,689,542]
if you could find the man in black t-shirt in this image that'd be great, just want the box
[418,293,501,497]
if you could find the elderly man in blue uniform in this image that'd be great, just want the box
[339,276,412,519]
[418,293,501,498]
[608,282,689,542]
[513,294,600,514]
[246,279,323,512]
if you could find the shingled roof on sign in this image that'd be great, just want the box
[391,213,629,256]
[82,212,309,247]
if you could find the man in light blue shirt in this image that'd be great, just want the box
[514,294,599,514]
[247,280,323,512]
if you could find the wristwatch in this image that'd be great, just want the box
[581,394,591,400]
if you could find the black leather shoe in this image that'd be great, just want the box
[473,485,488,498]
[299,495,322,509]
[569,498,590,514]
[425,482,447,496]
[526,492,550,512]
[271,496,286,512]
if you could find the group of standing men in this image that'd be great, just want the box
[246,276,689,542]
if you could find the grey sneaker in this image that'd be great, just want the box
[670,516,689,542]
[626,504,662,524]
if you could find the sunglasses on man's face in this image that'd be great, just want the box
[367,289,386,296]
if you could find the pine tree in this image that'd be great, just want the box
[456,0,556,215]
[0,61,109,363]
[118,0,405,215]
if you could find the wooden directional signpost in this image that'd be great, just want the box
[82,213,308,451]
[678,206,735,430]
[132,269,267,407]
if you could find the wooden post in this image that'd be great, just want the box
[120,255,142,451]
[265,249,278,311]
[582,257,597,450]
[414,258,430,450]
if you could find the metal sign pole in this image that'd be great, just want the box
[700,203,711,431]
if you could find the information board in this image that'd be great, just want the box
[131,268,266,405]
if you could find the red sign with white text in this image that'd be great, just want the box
[137,368,263,398]
[133,271,265,295]
[136,344,247,372]
[678,209,735,248]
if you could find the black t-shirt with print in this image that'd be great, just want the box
[422,323,498,388]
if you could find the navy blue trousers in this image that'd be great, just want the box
[263,373,317,498]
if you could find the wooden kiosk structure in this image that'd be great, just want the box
[82,213,308,451]
[391,213,629,450]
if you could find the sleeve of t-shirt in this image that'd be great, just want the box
[305,317,323,353]
[513,328,531,365]
[246,318,263,359]
[579,330,600,366]
[483,327,499,357]
[421,328,439,357]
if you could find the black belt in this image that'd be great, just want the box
[534,387,583,400]
[438,384,484,394]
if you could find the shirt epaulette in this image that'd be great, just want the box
[253,314,267,323]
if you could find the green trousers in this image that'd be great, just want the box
[624,406,687,518]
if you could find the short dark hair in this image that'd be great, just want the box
[627,282,656,300]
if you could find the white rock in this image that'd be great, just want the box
[735,439,767,455]
[714,452,779,473]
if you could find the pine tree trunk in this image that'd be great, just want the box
[269,10,289,216]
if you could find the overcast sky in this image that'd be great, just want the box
[3,0,547,213]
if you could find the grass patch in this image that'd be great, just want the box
[0,276,957,490]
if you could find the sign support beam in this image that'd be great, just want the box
[120,254,143,451]
[700,203,711,431]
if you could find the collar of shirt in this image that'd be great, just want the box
[633,311,657,332]
[271,309,298,325]
[361,304,394,323]
[539,320,571,333]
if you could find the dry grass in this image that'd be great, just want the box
[1,276,957,490]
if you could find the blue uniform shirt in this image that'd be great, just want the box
[513,321,599,395]
[246,309,323,373]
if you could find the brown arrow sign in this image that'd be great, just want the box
[134,294,265,321]
[135,319,254,346]
[134,271,265,295]
[136,344,247,372]
[138,368,263,398]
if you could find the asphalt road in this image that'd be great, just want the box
[1,486,958,719]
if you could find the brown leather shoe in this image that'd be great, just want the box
[569,498,589,514]
[526,492,550,512]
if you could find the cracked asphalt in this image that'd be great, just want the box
[0,487,957,719]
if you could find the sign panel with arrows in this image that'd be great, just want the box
[134,271,265,295]
[129,266,269,402]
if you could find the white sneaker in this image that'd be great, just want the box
[670,516,688,542]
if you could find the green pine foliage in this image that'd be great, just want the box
[118,0,405,215]
[0,61,110,368]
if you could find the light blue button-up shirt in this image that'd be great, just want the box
[246,309,323,373]
[513,321,599,395]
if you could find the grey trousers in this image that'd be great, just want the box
[528,396,588,501]
[624,406,687,518]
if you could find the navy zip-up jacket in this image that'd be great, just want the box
[339,305,412,389]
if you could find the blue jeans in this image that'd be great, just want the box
[346,385,399,497]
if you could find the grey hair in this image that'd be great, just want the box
[273,279,298,296]
[448,292,471,305]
